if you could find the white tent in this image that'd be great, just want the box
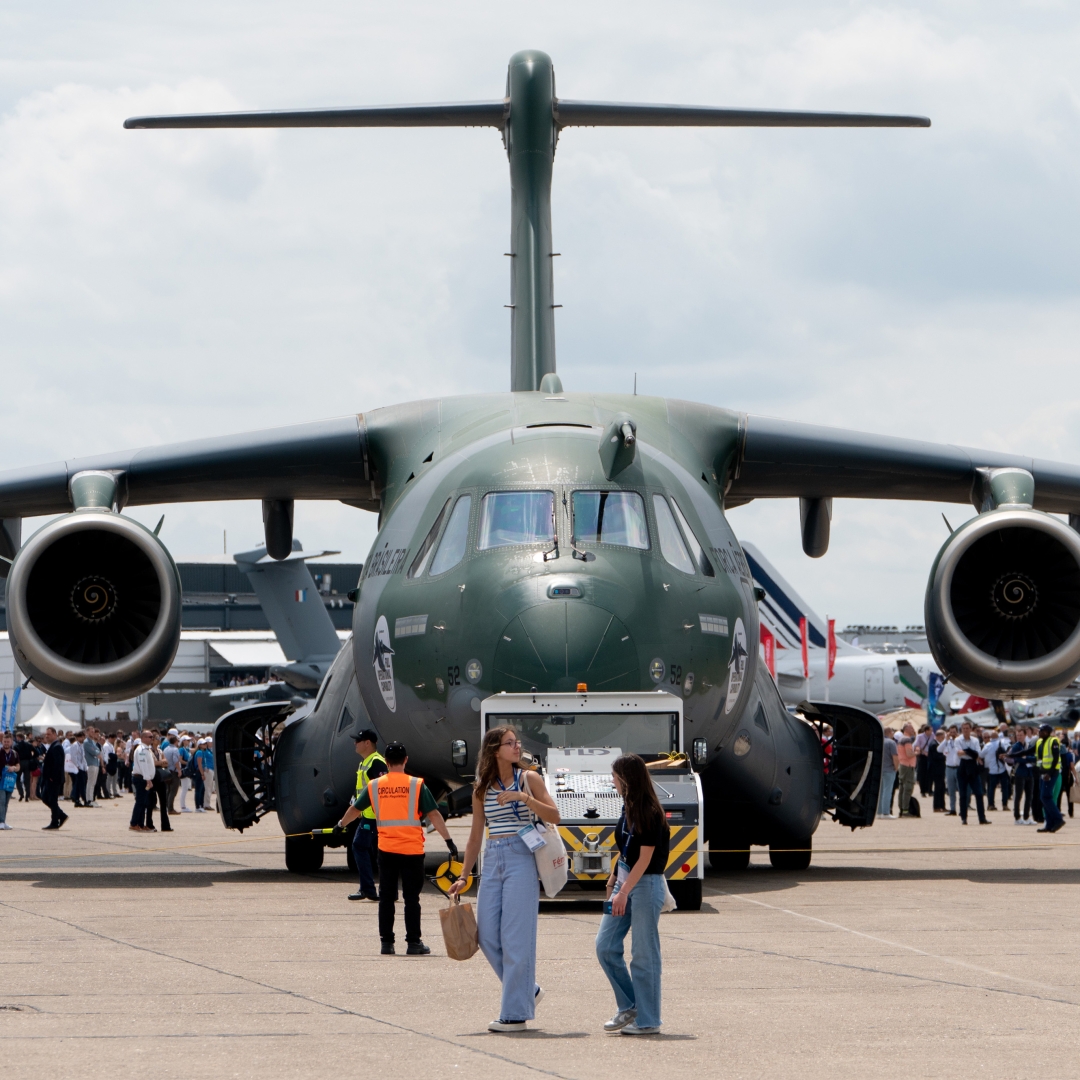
[27,696,73,735]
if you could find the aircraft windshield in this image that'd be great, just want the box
[572,491,649,549]
[652,495,694,574]
[477,491,555,549]
[487,712,678,763]
[430,495,471,575]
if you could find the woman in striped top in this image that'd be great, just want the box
[451,726,559,1032]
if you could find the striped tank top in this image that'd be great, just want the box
[484,768,532,837]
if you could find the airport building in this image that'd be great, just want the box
[0,554,361,730]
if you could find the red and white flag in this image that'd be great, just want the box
[799,616,809,680]
[827,617,837,682]
[760,625,776,678]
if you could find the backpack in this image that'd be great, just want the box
[183,753,201,780]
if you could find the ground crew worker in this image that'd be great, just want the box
[338,741,458,955]
[1035,724,1064,833]
[347,729,386,902]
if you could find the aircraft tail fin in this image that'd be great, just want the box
[234,544,343,664]
[739,540,859,656]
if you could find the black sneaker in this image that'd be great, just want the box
[380,941,395,955]
[348,891,366,901]
[406,942,431,956]
[362,892,379,902]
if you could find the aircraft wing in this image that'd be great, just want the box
[728,415,1080,515]
[0,415,373,520]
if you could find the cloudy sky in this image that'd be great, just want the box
[1,2,1078,625]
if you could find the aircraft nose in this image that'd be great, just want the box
[493,600,638,692]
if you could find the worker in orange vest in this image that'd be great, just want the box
[338,741,458,955]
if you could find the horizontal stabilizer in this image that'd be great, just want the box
[124,101,506,130]
[555,101,930,128]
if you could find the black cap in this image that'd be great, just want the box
[384,741,408,764]
[354,729,380,744]
[1039,723,1053,734]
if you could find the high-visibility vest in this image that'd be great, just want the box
[1036,737,1060,773]
[368,773,424,855]
[355,751,387,820]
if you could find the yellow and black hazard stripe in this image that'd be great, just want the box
[665,825,700,880]
[558,825,616,880]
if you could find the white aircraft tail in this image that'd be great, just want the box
[739,541,860,656]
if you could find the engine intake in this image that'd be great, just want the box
[7,511,181,702]
[925,508,1080,697]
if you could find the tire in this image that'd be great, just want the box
[768,836,811,871]
[709,843,751,872]
[668,878,702,911]
[285,834,324,874]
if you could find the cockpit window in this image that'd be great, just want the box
[477,491,555,550]
[572,491,649,549]
[430,495,471,575]
[408,498,451,579]
[670,499,715,577]
[652,494,695,575]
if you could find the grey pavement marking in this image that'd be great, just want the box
[0,899,586,1080]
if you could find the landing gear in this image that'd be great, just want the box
[769,836,811,871]
[285,834,324,873]
[709,841,751,872]
[668,878,702,910]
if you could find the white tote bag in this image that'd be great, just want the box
[532,822,568,898]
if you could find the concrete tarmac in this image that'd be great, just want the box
[2,793,1078,1079]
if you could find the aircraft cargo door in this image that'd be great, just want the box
[863,667,885,704]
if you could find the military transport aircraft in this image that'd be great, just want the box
[3,51,1080,875]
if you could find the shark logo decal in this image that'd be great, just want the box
[725,617,748,714]
[372,614,397,712]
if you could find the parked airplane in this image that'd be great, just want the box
[743,541,952,714]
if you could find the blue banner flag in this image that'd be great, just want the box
[1,692,7,734]
[9,687,21,731]
[927,672,945,729]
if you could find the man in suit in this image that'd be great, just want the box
[39,727,68,830]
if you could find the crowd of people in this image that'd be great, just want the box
[0,725,216,831]
[877,717,1078,831]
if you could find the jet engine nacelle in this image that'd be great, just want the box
[925,508,1080,698]
[7,511,182,703]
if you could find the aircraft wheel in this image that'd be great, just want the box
[769,837,811,871]
[285,835,325,874]
[668,878,702,911]
[709,843,750,872]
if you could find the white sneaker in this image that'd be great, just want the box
[488,1019,527,1032]
[534,986,545,1007]
[195,808,206,813]
[0,822,12,830]
[604,1008,637,1032]
[621,1021,661,1035]
[879,813,896,819]
[180,807,193,813]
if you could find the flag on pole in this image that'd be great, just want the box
[760,625,776,678]
[10,686,21,731]
[1,692,7,734]
[799,617,809,680]
[827,618,837,682]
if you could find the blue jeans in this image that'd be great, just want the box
[0,786,10,824]
[595,872,665,1029]
[946,766,958,813]
[879,771,896,817]
[478,835,540,1022]
[1040,775,1064,830]
[351,820,378,895]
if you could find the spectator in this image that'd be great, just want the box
[15,732,34,801]
[941,724,961,815]
[896,723,917,816]
[129,730,157,832]
[927,728,947,812]
[1008,727,1036,825]
[39,728,68,830]
[192,740,207,811]
[161,734,182,814]
[914,724,933,797]
[1057,731,1076,819]
[982,728,1010,812]
[148,732,173,833]
[69,731,89,807]
[956,721,990,825]
[102,734,119,798]
[1,732,19,828]
[178,736,194,812]
[197,739,215,812]
[879,727,899,819]
[29,737,43,801]
[83,727,102,808]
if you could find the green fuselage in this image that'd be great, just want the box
[351,391,757,785]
